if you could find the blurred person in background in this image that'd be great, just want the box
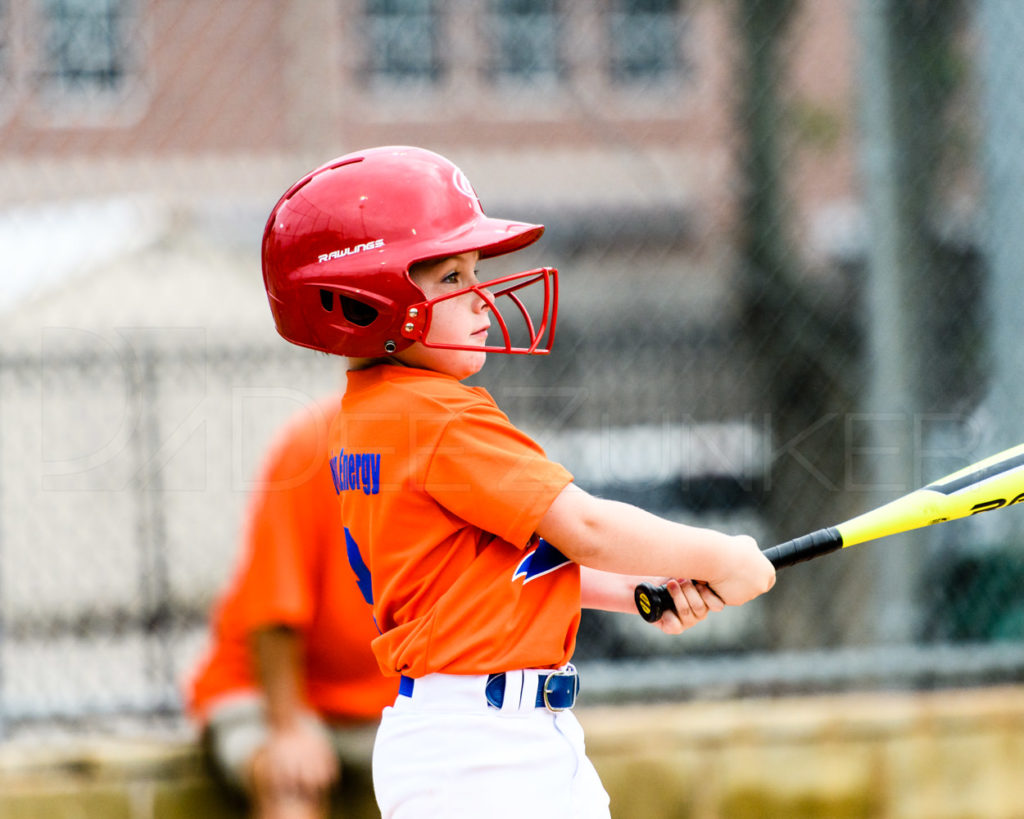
[186,395,397,819]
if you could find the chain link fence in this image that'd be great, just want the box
[2,0,1024,738]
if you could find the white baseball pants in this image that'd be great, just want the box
[372,671,611,818]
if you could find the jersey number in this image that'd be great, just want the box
[344,527,373,605]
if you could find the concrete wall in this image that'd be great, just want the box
[2,686,1023,819]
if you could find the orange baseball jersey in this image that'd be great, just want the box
[187,397,398,723]
[333,365,578,678]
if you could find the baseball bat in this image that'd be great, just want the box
[634,441,1024,623]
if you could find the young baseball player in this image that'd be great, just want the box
[187,397,398,819]
[260,146,776,817]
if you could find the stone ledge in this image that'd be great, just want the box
[1,686,1023,819]
[579,686,1024,819]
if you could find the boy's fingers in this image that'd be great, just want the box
[677,579,710,616]
[694,581,725,611]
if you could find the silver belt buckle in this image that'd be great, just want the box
[541,664,579,712]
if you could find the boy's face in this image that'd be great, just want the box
[397,251,490,379]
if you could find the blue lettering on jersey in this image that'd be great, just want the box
[344,527,374,605]
[512,538,572,584]
[330,450,381,496]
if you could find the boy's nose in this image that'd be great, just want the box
[471,288,492,312]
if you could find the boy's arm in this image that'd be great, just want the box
[579,567,721,614]
[538,483,775,606]
[579,567,654,613]
[580,567,725,634]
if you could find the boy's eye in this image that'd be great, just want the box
[442,270,459,283]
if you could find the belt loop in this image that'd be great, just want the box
[501,670,525,713]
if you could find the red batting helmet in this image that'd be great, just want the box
[261,145,558,358]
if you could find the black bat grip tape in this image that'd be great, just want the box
[633,527,843,623]
[763,527,843,569]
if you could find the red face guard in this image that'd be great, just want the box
[400,267,558,355]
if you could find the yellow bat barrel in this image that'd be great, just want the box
[836,443,1024,548]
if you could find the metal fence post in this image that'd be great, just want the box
[978,0,1024,548]
[857,0,926,644]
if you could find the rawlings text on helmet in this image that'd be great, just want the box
[318,239,385,263]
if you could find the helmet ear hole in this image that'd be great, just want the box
[318,289,379,327]
[339,295,379,327]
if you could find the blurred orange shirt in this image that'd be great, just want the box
[333,365,579,678]
[187,397,398,724]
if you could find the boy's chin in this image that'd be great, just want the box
[403,347,487,380]
[434,349,487,380]
[449,351,487,380]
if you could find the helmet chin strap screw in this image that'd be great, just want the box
[408,308,419,317]
[384,341,397,353]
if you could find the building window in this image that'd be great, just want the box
[608,0,688,85]
[365,0,441,85]
[352,0,693,104]
[485,0,562,86]
[38,0,136,96]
